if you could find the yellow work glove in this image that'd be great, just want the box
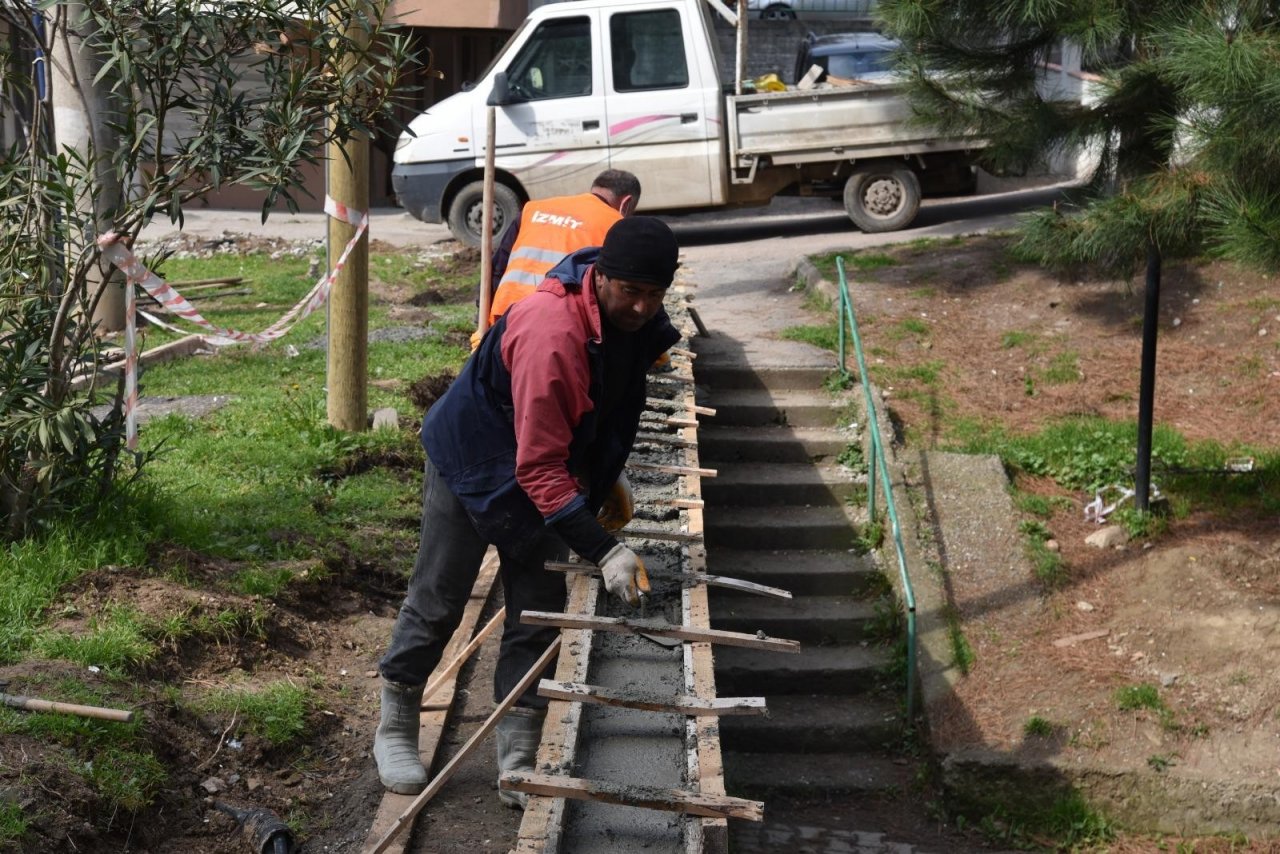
[596,472,634,532]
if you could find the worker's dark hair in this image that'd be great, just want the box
[592,169,641,202]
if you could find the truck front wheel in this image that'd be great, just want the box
[843,167,921,233]
[447,181,521,248]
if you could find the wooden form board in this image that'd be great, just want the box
[679,359,730,854]
[501,772,763,822]
[514,573,600,853]
[361,548,501,854]
[536,680,765,716]
[519,611,799,653]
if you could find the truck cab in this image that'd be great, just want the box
[392,0,727,246]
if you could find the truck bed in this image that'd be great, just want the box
[727,83,972,167]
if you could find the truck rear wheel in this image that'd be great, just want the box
[843,167,921,233]
[447,181,520,248]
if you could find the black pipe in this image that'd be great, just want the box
[1135,242,1161,513]
[214,801,296,854]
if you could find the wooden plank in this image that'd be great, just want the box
[679,371,730,854]
[666,416,699,428]
[361,549,501,854]
[645,397,717,416]
[514,574,600,853]
[620,526,703,544]
[634,433,698,448]
[543,562,791,600]
[501,772,762,822]
[628,462,718,478]
[668,346,697,359]
[365,638,563,854]
[536,680,765,717]
[519,611,800,653]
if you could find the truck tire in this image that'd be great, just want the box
[843,167,921,233]
[760,3,796,19]
[447,181,520,248]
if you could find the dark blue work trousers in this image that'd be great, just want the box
[379,459,568,709]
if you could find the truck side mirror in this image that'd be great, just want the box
[487,72,511,107]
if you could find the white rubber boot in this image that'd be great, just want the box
[374,679,429,794]
[496,706,546,809]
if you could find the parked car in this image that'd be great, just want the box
[746,0,874,20]
[794,31,899,85]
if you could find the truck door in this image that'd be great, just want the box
[603,5,718,209]
[486,12,609,200]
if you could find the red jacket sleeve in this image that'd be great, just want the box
[501,287,594,518]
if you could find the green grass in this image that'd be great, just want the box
[1023,716,1055,737]
[1040,350,1081,385]
[896,317,931,337]
[193,679,311,747]
[1018,519,1065,587]
[0,801,27,844]
[811,250,898,281]
[1011,490,1070,518]
[1114,683,1178,730]
[1001,330,1036,349]
[781,322,839,351]
[877,360,944,387]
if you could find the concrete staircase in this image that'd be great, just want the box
[693,342,911,847]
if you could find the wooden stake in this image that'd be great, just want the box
[666,417,699,428]
[537,680,765,716]
[668,347,696,359]
[688,306,710,337]
[519,611,799,653]
[364,638,562,854]
[500,772,763,821]
[422,608,504,704]
[476,104,497,340]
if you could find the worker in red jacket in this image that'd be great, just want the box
[376,217,681,806]
[471,169,640,350]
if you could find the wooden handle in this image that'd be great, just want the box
[421,607,505,704]
[1,693,134,723]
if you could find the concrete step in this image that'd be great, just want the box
[694,363,832,391]
[702,461,860,506]
[723,751,912,798]
[715,643,890,695]
[699,424,852,464]
[730,821,932,854]
[708,548,883,597]
[710,595,878,644]
[720,694,903,753]
[706,388,849,429]
[704,505,862,551]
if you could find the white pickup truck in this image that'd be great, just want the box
[391,0,980,246]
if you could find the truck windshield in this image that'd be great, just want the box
[475,20,528,86]
[506,17,594,101]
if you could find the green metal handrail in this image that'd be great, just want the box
[835,256,919,721]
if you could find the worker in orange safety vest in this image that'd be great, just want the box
[471,169,641,350]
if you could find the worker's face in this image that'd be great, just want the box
[595,272,667,333]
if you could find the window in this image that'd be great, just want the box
[610,10,689,93]
[506,17,593,101]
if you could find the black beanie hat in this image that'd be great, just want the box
[594,216,679,287]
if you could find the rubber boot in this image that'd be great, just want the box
[373,679,429,794]
[495,706,546,809]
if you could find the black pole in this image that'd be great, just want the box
[1134,242,1161,512]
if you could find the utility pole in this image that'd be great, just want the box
[49,2,123,330]
[325,11,370,432]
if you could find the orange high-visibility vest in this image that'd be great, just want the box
[489,192,621,328]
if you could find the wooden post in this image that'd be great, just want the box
[476,106,497,341]
[325,6,370,432]
[735,0,748,96]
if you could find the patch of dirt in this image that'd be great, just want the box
[407,371,457,413]
[847,236,1280,808]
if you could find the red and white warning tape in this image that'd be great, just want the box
[98,196,369,450]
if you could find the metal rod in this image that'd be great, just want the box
[1135,242,1161,513]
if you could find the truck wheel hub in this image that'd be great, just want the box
[864,178,903,216]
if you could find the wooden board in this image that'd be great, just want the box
[513,574,600,853]
[679,363,730,854]
[536,680,766,716]
[519,611,800,653]
[500,772,763,822]
[361,548,501,854]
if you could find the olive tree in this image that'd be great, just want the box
[0,0,416,538]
